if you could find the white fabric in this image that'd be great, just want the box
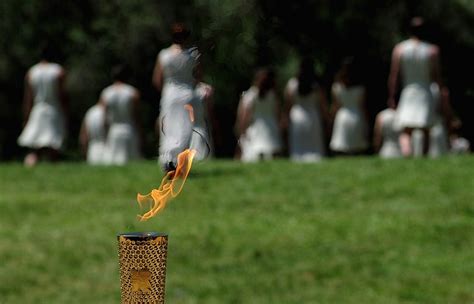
[101,83,140,165]
[83,104,107,165]
[411,84,449,158]
[189,82,213,160]
[18,62,65,150]
[329,83,368,153]
[395,39,435,129]
[285,78,325,162]
[239,86,282,162]
[157,46,199,168]
[377,109,402,158]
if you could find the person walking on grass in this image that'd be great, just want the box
[387,17,442,157]
[153,22,200,171]
[99,65,142,165]
[18,42,68,167]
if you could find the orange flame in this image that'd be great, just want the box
[136,149,196,221]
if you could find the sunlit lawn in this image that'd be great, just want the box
[1,156,473,303]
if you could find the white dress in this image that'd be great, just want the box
[395,39,436,129]
[157,46,200,168]
[285,78,325,162]
[330,83,368,153]
[239,86,282,162]
[17,62,66,150]
[101,83,140,165]
[376,109,402,158]
[189,82,213,160]
[83,104,107,165]
[411,83,449,157]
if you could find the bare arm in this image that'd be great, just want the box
[373,113,383,152]
[152,58,163,92]
[235,95,252,138]
[387,45,401,109]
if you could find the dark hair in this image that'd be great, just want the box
[335,56,361,86]
[254,67,275,99]
[39,41,56,61]
[408,16,426,39]
[297,57,317,96]
[111,64,130,82]
[171,22,190,44]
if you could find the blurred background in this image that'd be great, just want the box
[1,0,473,160]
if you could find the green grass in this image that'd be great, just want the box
[1,156,474,303]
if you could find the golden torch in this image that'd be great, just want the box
[118,148,196,303]
[117,232,169,303]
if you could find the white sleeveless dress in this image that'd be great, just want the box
[239,86,282,162]
[285,78,325,162]
[376,109,402,158]
[157,46,199,168]
[189,82,213,160]
[395,39,436,129]
[83,104,107,165]
[101,83,140,165]
[18,62,66,150]
[330,83,368,153]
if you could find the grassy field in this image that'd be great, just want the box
[1,156,473,303]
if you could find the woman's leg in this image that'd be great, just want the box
[399,128,414,157]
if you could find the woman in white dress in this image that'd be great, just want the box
[329,58,369,154]
[373,108,402,159]
[388,17,442,156]
[236,68,283,162]
[79,103,107,165]
[100,65,141,165]
[152,23,200,171]
[284,58,329,162]
[17,45,67,166]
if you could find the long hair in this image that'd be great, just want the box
[171,22,191,45]
[253,67,275,99]
[297,57,317,96]
[335,56,361,87]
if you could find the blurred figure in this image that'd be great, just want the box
[189,65,216,160]
[79,102,107,165]
[411,83,451,157]
[373,108,402,159]
[17,42,67,166]
[100,65,141,165]
[388,17,442,156]
[329,57,369,155]
[449,118,470,154]
[236,68,283,162]
[153,22,200,171]
[284,57,329,162]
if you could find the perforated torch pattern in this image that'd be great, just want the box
[118,235,168,303]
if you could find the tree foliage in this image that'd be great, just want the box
[0,0,473,159]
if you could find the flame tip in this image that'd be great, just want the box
[135,149,195,221]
